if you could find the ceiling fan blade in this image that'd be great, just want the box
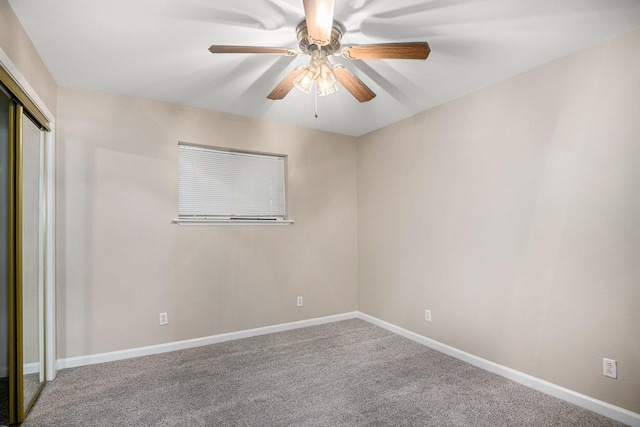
[333,66,376,103]
[267,68,305,100]
[303,0,335,44]
[343,42,430,60]
[209,45,297,56]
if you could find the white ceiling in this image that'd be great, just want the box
[8,0,640,136]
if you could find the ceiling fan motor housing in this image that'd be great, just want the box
[297,21,344,54]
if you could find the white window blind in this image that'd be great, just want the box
[178,144,286,219]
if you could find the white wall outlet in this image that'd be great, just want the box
[296,296,303,307]
[603,358,617,379]
[159,312,168,325]
[424,309,432,322]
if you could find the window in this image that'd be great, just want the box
[176,143,292,225]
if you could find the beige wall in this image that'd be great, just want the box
[0,0,57,117]
[56,87,358,358]
[357,28,640,413]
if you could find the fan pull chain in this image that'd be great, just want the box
[314,83,319,118]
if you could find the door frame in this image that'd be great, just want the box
[0,47,56,384]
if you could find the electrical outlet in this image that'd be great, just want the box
[159,312,168,325]
[424,309,432,322]
[603,358,617,379]
[297,296,303,307]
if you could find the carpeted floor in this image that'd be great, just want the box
[23,319,626,426]
[0,377,7,425]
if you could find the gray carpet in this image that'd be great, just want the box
[23,319,626,426]
[0,377,7,425]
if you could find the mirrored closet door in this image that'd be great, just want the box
[1,76,48,425]
[18,106,46,420]
[1,81,11,426]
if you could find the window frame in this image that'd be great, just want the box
[174,142,294,226]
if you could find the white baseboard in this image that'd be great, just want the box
[57,312,359,370]
[357,312,640,427]
[24,362,40,375]
[1,362,41,376]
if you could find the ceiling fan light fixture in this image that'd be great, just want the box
[293,65,319,94]
[316,62,337,96]
[317,81,337,97]
[294,50,338,96]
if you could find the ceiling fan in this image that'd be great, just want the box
[208,0,430,103]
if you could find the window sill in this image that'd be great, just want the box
[173,218,295,226]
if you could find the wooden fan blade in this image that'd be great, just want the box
[303,0,335,44]
[267,68,305,100]
[343,42,430,60]
[333,66,376,103]
[209,45,297,56]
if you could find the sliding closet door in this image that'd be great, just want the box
[0,85,10,426]
[0,84,47,423]
[1,67,50,424]
[17,108,46,419]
